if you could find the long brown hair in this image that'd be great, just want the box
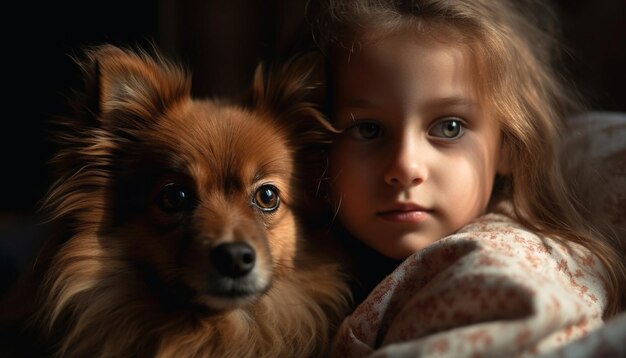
[312,0,626,317]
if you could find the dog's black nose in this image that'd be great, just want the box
[210,242,256,278]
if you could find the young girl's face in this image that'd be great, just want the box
[329,33,507,259]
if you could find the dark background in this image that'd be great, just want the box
[0,0,624,288]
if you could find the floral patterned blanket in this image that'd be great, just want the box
[331,112,626,357]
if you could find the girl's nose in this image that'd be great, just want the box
[383,137,426,187]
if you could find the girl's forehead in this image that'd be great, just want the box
[333,25,472,70]
[334,35,472,86]
[331,27,487,104]
[330,31,492,122]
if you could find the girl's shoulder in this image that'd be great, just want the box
[451,205,606,286]
[333,203,609,357]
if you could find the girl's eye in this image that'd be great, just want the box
[346,122,382,140]
[429,118,465,139]
[157,183,194,213]
[252,184,280,212]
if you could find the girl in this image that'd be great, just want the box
[309,0,626,356]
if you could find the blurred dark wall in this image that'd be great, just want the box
[158,0,312,99]
[557,0,626,111]
[0,0,624,219]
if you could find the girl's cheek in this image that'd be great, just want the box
[328,146,348,181]
[331,142,380,179]
[329,141,352,164]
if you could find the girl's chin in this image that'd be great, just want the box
[375,234,440,260]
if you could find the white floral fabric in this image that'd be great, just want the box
[331,112,626,357]
[332,213,618,357]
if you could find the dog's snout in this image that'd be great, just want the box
[210,242,256,278]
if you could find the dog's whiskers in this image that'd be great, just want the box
[331,195,343,225]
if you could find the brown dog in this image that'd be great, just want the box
[2,45,351,357]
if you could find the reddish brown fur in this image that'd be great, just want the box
[3,45,350,357]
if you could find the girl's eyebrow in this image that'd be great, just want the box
[342,96,477,109]
[343,98,377,108]
[427,96,478,109]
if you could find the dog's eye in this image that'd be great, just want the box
[252,184,280,212]
[157,183,193,213]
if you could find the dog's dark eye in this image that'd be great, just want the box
[157,183,193,213]
[252,184,280,212]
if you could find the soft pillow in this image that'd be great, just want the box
[564,111,626,243]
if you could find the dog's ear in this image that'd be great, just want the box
[72,44,190,130]
[250,52,338,146]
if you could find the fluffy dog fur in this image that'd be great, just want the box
[2,45,351,357]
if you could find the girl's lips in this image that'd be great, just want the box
[377,207,431,223]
